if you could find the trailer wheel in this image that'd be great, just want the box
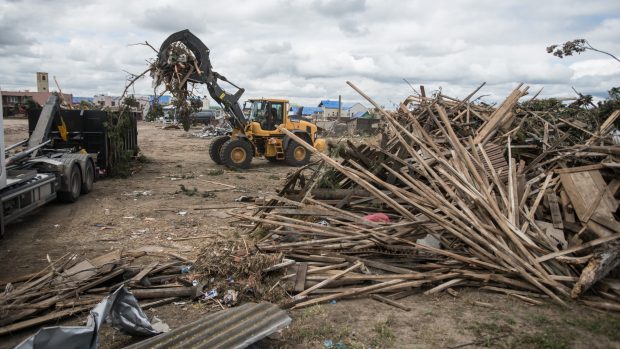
[81,160,95,194]
[220,139,253,169]
[209,136,229,165]
[59,164,82,203]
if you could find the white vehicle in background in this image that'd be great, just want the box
[160,106,177,124]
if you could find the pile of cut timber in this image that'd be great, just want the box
[0,250,196,334]
[238,82,620,311]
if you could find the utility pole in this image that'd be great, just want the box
[337,95,341,120]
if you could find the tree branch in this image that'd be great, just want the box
[584,41,620,63]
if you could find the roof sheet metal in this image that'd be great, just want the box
[124,302,291,349]
[352,111,369,118]
[318,100,357,110]
[290,106,322,115]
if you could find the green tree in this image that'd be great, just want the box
[146,102,164,122]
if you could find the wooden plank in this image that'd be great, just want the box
[547,193,563,229]
[554,164,604,174]
[297,262,362,297]
[559,190,575,223]
[560,170,618,232]
[536,233,620,262]
[370,294,411,311]
[130,261,159,286]
[294,263,308,292]
[0,305,92,335]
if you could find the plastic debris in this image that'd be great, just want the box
[14,286,160,349]
[234,196,254,202]
[204,288,218,300]
[362,213,390,223]
[191,125,233,138]
[222,289,239,307]
[317,219,330,226]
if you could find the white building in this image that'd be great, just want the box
[318,100,368,120]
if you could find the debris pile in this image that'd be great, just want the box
[191,125,232,138]
[0,249,198,334]
[237,81,620,310]
[194,240,286,304]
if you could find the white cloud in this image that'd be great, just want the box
[0,0,619,107]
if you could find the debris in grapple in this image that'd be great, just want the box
[150,41,201,131]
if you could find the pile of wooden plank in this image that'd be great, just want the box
[0,250,196,334]
[238,82,620,311]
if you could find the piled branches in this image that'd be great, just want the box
[194,240,286,303]
[238,82,620,310]
[150,41,201,131]
[0,250,195,334]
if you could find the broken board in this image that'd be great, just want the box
[560,170,619,235]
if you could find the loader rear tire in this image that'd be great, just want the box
[220,139,253,169]
[285,140,311,167]
[209,135,229,165]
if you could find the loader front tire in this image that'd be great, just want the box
[220,139,253,169]
[285,140,311,167]
[209,135,229,165]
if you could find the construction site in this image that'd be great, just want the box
[1,1,620,349]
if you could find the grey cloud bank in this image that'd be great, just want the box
[0,0,619,107]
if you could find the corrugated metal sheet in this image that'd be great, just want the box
[124,302,291,349]
[290,106,322,116]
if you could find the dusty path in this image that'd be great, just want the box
[0,119,618,349]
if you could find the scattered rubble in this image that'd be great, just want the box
[191,125,232,138]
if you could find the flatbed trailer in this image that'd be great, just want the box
[0,95,96,236]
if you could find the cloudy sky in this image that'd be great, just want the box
[1,0,619,108]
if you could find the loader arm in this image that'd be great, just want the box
[157,29,247,130]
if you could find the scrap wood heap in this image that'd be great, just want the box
[235,81,620,311]
[0,249,197,334]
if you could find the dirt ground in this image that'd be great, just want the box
[0,118,618,349]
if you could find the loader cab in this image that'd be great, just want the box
[245,99,287,132]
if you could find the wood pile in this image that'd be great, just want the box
[0,250,196,334]
[238,82,620,311]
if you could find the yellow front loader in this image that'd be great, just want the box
[158,30,325,169]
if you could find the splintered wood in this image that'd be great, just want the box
[239,82,620,310]
[0,250,194,334]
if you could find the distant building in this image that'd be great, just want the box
[1,90,73,117]
[351,110,371,119]
[36,72,49,92]
[93,94,122,108]
[148,95,172,105]
[318,100,367,119]
[72,96,95,104]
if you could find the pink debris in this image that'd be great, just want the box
[362,213,390,223]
